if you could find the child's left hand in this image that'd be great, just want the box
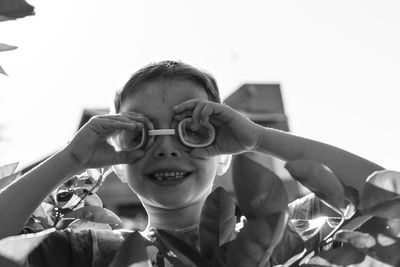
[173,99,260,157]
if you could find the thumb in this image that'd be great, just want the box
[190,146,220,158]
[113,150,145,165]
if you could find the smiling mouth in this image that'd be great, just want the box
[149,171,190,182]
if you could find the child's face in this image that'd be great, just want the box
[119,78,218,209]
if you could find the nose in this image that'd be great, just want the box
[152,135,182,159]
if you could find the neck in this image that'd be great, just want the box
[143,200,205,231]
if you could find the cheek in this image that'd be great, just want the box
[199,158,218,184]
[122,163,145,192]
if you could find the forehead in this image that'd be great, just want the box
[119,79,208,118]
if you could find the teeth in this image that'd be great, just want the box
[152,172,187,181]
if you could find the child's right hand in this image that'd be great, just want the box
[64,114,145,170]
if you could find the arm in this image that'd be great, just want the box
[252,125,384,193]
[173,99,384,194]
[0,114,144,239]
[0,150,81,239]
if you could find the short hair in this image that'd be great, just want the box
[114,60,221,113]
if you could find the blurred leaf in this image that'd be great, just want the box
[232,154,288,219]
[63,206,122,225]
[32,202,54,227]
[109,231,151,267]
[305,245,394,267]
[75,168,104,192]
[334,230,376,248]
[199,187,236,260]
[24,219,46,233]
[58,193,82,209]
[0,254,21,267]
[84,193,103,207]
[155,229,209,267]
[0,43,17,75]
[361,170,400,209]
[86,168,103,181]
[0,43,17,52]
[343,184,360,208]
[272,224,306,266]
[360,170,400,219]
[0,0,34,20]
[67,219,111,232]
[210,241,232,267]
[0,172,21,191]
[55,218,76,230]
[0,15,10,21]
[285,159,345,210]
[0,162,18,179]
[357,217,400,238]
[334,230,400,266]
[56,190,73,203]
[364,197,400,219]
[61,176,78,190]
[227,211,289,267]
[0,65,7,76]
[0,228,55,264]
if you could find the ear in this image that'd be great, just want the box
[112,164,127,183]
[216,154,232,176]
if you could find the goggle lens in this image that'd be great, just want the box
[178,118,215,147]
[108,128,146,151]
[108,118,215,151]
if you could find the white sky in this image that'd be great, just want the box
[0,0,399,171]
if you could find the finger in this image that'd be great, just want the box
[94,113,139,124]
[112,149,145,165]
[119,112,153,130]
[173,111,193,121]
[98,113,151,132]
[172,98,201,113]
[200,104,213,126]
[191,101,207,130]
[91,118,143,136]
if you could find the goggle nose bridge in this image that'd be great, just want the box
[146,129,180,148]
[147,129,183,148]
[148,129,176,136]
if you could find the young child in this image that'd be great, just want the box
[0,61,383,266]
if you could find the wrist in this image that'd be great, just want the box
[248,123,264,152]
[58,146,86,176]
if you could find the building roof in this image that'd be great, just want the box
[224,84,289,131]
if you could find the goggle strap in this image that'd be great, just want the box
[148,129,176,136]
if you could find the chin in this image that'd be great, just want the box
[148,190,208,210]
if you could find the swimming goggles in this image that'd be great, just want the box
[108,117,216,151]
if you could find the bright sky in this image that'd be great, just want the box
[0,0,399,171]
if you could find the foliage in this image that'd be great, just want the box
[0,0,34,21]
[1,158,400,266]
[25,167,121,232]
[0,0,34,76]
[0,165,120,231]
[0,228,55,265]
[0,164,121,265]
[284,163,400,267]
